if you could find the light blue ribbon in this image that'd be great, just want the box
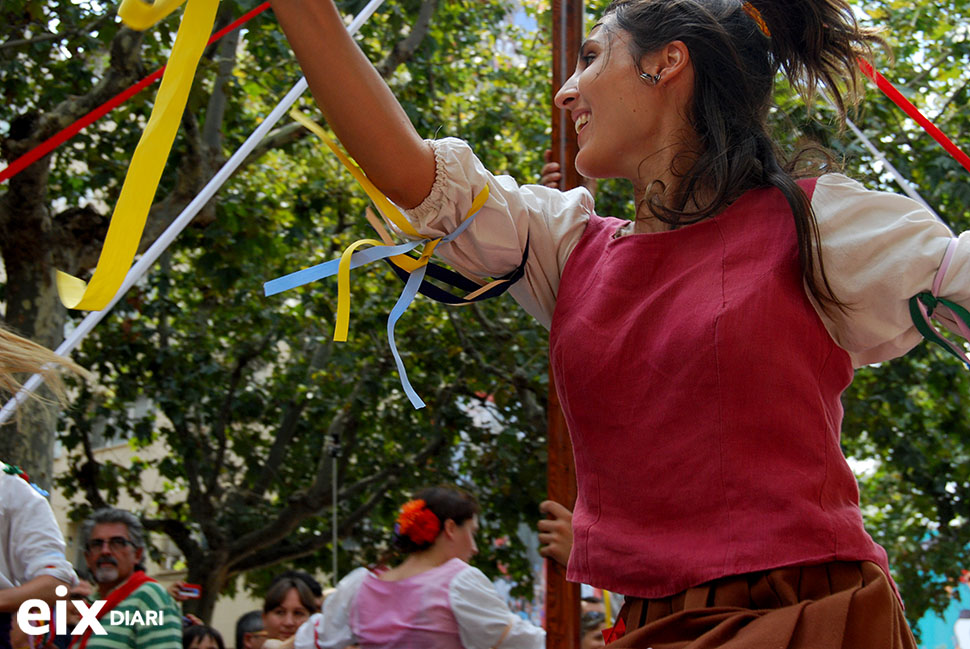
[263,201,489,410]
[264,240,425,297]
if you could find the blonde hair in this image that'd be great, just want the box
[0,324,88,407]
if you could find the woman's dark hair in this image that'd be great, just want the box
[261,577,316,615]
[182,625,225,649]
[269,570,323,598]
[604,0,885,310]
[392,485,480,554]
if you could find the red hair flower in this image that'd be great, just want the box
[396,499,440,545]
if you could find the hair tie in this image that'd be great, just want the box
[741,2,771,38]
[395,499,441,546]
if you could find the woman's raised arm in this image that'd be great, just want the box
[269,0,437,208]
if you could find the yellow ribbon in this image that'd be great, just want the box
[291,109,442,342]
[290,109,499,343]
[335,239,384,341]
[118,0,187,30]
[334,236,440,342]
[57,0,219,310]
[288,110,422,239]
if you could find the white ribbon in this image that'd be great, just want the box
[0,0,389,424]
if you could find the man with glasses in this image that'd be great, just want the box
[76,508,181,648]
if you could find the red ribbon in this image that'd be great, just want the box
[858,58,970,176]
[5,13,967,187]
[0,2,270,185]
[602,617,625,644]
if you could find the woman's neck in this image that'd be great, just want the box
[628,127,707,234]
[630,170,718,235]
[379,547,453,581]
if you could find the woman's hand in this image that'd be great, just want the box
[538,500,573,567]
[538,149,597,196]
[262,637,296,649]
[539,149,563,188]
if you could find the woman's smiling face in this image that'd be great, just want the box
[554,15,691,187]
[262,588,311,640]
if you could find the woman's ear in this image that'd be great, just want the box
[640,40,691,83]
[442,518,458,539]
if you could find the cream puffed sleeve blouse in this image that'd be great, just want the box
[397,137,970,368]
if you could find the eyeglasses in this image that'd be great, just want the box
[581,610,606,633]
[85,536,134,553]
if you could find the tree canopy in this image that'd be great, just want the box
[3,0,556,619]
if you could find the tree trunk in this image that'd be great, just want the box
[0,142,65,487]
[182,557,230,623]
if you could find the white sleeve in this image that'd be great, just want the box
[810,173,970,367]
[0,474,77,589]
[449,566,544,649]
[294,568,368,649]
[403,137,592,329]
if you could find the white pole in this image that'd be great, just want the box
[844,116,939,217]
[0,0,389,424]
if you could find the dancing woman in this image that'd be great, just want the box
[294,486,544,648]
[269,0,969,645]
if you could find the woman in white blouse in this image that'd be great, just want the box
[1,325,85,648]
[294,486,544,649]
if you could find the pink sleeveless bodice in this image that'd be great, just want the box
[550,180,891,598]
[350,558,469,649]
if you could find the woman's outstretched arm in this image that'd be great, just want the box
[270,0,437,208]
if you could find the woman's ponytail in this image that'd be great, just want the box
[747,0,885,118]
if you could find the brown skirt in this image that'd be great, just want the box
[609,561,916,648]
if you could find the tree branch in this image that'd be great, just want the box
[302,363,378,505]
[208,338,272,497]
[908,51,958,88]
[240,123,310,168]
[2,27,145,162]
[249,339,335,496]
[201,7,242,151]
[142,517,199,558]
[0,13,112,52]
[76,420,108,511]
[226,428,450,573]
[932,79,970,124]
[226,428,446,571]
[376,0,439,77]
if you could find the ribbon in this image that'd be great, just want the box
[859,59,970,176]
[69,571,157,649]
[909,293,970,368]
[118,0,188,30]
[56,0,220,310]
[909,239,970,368]
[0,3,271,186]
[0,0,390,427]
[264,111,494,408]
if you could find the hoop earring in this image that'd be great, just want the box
[639,71,661,85]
